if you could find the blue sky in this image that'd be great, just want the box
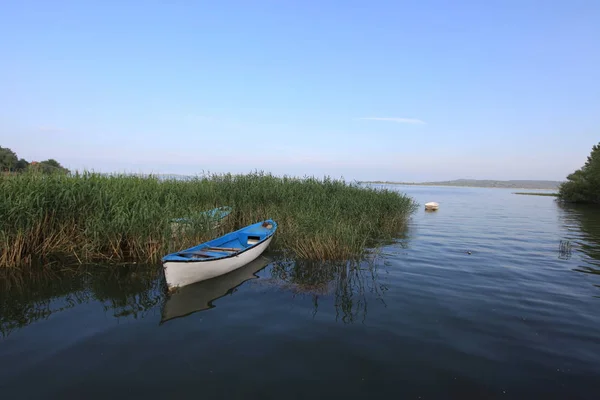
[1,0,598,181]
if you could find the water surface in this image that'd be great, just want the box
[1,186,600,399]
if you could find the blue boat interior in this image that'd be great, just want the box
[163,220,277,261]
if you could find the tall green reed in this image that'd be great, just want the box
[0,170,417,268]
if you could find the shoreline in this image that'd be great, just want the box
[357,181,558,191]
[360,182,559,191]
[513,192,559,197]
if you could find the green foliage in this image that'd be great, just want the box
[0,146,68,174]
[0,171,418,268]
[15,159,29,171]
[0,147,18,171]
[558,142,600,204]
[32,159,70,174]
[41,159,61,168]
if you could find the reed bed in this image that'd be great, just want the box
[0,171,417,268]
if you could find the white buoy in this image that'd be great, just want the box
[424,202,439,211]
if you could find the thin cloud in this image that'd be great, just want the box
[359,117,426,124]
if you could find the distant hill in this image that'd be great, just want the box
[359,179,562,190]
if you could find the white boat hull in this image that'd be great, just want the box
[163,235,273,290]
[161,256,272,323]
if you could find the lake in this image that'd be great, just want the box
[1,185,600,399]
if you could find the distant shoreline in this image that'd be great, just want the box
[359,179,562,191]
[513,192,559,197]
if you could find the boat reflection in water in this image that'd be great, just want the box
[160,255,272,324]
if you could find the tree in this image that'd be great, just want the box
[15,158,29,171]
[41,159,61,168]
[558,142,600,204]
[0,146,18,171]
[0,146,70,174]
[36,159,70,174]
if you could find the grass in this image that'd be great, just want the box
[0,171,417,268]
[513,192,559,197]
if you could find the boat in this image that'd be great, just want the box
[162,219,277,290]
[170,206,232,236]
[424,202,439,211]
[160,255,272,323]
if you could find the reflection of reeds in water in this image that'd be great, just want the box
[556,202,600,296]
[559,240,572,260]
[557,202,600,262]
[87,265,165,319]
[268,255,387,324]
[0,267,91,338]
[0,264,164,338]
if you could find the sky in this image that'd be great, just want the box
[1,0,599,181]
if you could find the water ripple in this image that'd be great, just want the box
[2,186,600,398]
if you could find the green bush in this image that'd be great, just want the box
[558,142,600,204]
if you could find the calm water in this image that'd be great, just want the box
[2,186,600,399]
